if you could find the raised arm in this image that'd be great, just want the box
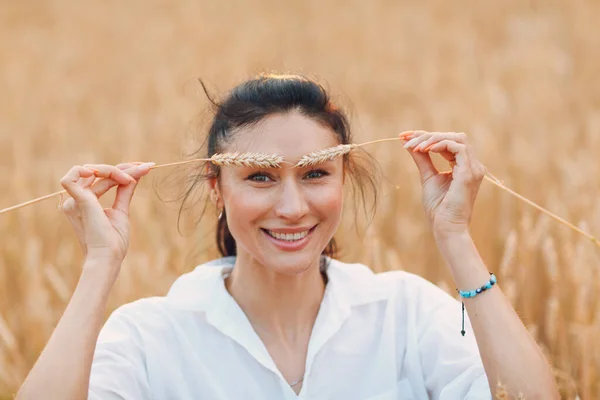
[17,162,153,400]
[401,130,559,399]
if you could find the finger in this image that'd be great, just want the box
[403,130,433,150]
[60,197,80,217]
[61,200,87,254]
[414,132,468,152]
[112,179,138,216]
[87,162,143,197]
[407,148,439,183]
[115,162,144,169]
[399,130,417,140]
[82,164,137,186]
[90,162,155,198]
[426,140,468,170]
[111,162,154,216]
[74,163,135,194]
[60,166,108,222]
[77,175,97,188]
[465,146,487,180]
[399,130,427,140]
[61,166,101,203]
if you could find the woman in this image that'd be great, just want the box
[17,75,558,399]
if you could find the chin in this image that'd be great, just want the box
[262,251,320,275]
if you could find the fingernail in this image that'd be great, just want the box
[416,141,430,151]
[404,138,418,148]
[140,162,156,169]
[89,168,100,174]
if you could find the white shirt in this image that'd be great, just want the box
[89,257,492,400]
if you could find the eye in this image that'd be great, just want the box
[304,169,329,179]
[247,172,272,183]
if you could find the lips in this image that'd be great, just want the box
[260,225,317,251]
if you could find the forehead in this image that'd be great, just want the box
[224,111,340,163]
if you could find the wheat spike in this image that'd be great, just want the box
[210,152,284,168]
[294,144,359,168]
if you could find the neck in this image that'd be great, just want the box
[224,255,327,344]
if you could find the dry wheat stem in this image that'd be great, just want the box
[482,175,599,248]
[0,152,285,215]
[0,138,599,250]
[0,190,67,214]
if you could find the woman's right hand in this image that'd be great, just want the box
[60,162,155,266]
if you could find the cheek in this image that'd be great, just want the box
[310,183,344,219]
[226,191,272,221]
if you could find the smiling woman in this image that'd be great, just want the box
[193,75,378,263]
[208,111,347,273]
[16,74,559,400]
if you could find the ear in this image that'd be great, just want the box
[205,163,221,207]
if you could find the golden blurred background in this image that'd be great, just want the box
[1,0,599,398]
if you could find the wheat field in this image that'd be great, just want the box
[1,1,599,398]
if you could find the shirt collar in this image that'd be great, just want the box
[166,256,389,312]
[166,256,388,312]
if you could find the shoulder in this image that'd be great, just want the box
[97,297,171,345]
[329,257,441,288]
[98,257,232,341]
[327,258,456,311]
[376,269,456,303]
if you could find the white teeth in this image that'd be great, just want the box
[267,229,309,241]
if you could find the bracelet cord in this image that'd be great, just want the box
[457,273,497,336]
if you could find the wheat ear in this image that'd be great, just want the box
[293,138,398,168]
[209,152,284,168]
[294,144,359,167]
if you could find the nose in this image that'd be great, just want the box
[274,179,309,221]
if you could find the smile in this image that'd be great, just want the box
[260,225,318,251]
[265,229,310,241]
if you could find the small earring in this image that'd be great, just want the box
[218,209,223,220]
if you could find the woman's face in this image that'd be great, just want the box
[213,110,344,274]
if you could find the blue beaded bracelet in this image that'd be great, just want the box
[456,273,497,336]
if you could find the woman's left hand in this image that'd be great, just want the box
[400,131,487,237]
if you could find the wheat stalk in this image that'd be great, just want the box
[0,136,599,252]
[482,175,599,248]
[0,152,285,215]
